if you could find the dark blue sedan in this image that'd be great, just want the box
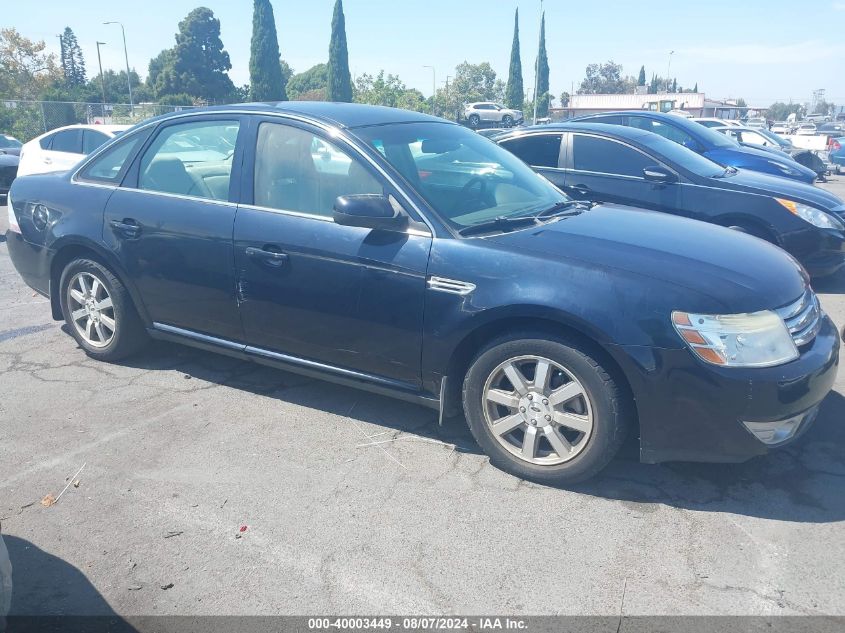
[5,103,840,484]
[496,123,845,277]
[570,111,818,184]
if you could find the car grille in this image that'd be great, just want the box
[776,289,822,347]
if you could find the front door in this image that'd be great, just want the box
[564,133,681,212]
[234,119,431,387]
[102,116,244,340]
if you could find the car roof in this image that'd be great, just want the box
[151,102,447,130]
[499,121,659,142]
[33,123,131,139]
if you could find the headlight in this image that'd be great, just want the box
[672,310,798,367]
[775,198,845,230]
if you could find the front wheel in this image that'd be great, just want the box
[462,333,630,485]
[502,115,513,128]
[59,258,147,361]
[468,114,480,129]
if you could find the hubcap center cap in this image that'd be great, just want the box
[519,392,552,427]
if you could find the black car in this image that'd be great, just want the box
[496,123,845,277]
[0,134,21,157]
[5,103,840,485]
[0,153,18,199]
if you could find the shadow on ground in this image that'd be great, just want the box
[813,267,845,294]
[1,533,137,631]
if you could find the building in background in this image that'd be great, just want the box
[551,92,760,121]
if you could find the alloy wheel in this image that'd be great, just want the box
[67,272,116,348]
[482,355,594,465]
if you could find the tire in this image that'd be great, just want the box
[468,114,480,129]
[462,332,630,485]
[502,115,513,128]
[59,258,146,361]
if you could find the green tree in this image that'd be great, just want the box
[149,7,235,102]
[327,0,352,102]
[249,0,286,101]
[672,78,678,92]
[504,9,524,110]
[280,59,294,85]
[0,28,62,99]
[354,70,427,112]
[735,97,747,108]
[534,12,550,118]
[287,63,328,100]
[60,27,86,87]
[559,91,570,107]
[637,65,646,86]
[767,102,803,121]
[693,82,698,93]
[436,61,500,121]
[578,61,636,95]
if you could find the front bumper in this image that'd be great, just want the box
[6,230,51,297]
[784,226,845,278]
[609,314,840,464]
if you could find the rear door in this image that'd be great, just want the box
[102,115,245,340]
[43,128,84,173]
[565,132,681,211]
[498,132,564,187]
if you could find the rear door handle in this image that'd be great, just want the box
[245,246,289,269]
[43,157,52,164]
[109,218,142,240]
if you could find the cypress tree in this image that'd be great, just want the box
[693,82,698,93]
[504,9,524,110]
[327,0,353,102]
[535,12,550,118]
[61,27,86,88]
[637,65,646,86]
[249,0,287,101]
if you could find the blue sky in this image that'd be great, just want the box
[8,0,845,107]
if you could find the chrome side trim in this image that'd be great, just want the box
[427,276,476,296]
[153,322,245,351]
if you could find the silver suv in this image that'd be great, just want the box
[464,102,524,128]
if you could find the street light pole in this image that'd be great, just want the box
[104,22,133,115]
[423,65,435,114]
[666,50,675,92]
[95,41,107,108]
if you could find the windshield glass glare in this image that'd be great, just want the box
[356,122,568,231]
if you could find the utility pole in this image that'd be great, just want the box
[96,41,107,111]
[532,0,543,125]
[104,22,133,115]
[423,65,436,114]
[666,50,675,92]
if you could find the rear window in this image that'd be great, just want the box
[51,129,83,153]
[499,134,562,168]
[77,130,150,184]
[82,130,110,154]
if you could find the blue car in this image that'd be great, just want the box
[570,111,818,184]
[5,103,840,484]
[830,137,845,173]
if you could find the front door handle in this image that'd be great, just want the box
[43,157,52,164]
[109,218,142,240]
[245,246,289,269]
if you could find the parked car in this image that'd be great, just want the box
[0,134,22,156]
[745,117,768,129]
[496,122,845,277]
[713,126,792,152]
[6,103,840,485]
[692,118,741,128]
[18,124,130,177]
[829,137,845,174]
[463,102,524,129]
[0,153,18,199]
[771,122,792,135]
[817,122,845,136]
[571,111,818,183]
[796,123,818,136]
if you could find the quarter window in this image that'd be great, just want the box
[572,134,653,177]
[253,122,382,217]
[138,120,239,201]
[78,131,148,183]
[500,134,562,168]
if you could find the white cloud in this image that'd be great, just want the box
[677,40,845,65]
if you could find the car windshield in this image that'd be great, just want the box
[355,122,568,231]
[639,133,726,178]
[688,121,739,148]
[757,128,787,146]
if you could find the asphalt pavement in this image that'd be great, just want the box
[0,180,844,617]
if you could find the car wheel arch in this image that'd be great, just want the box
[49,239,149,324]
[441,313,638,437]
[713,214,781,246]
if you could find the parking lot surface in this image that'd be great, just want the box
[1,180,844,617]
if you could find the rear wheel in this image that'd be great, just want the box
[59,258,146,361]
[468,114,480,129]
[462,333,630,485]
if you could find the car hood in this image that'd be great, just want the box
[714,168,844,210]
[487,204,806,312]
[704,145,817,177]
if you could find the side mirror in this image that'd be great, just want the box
[643,166,678,184]
[333,194,409,231]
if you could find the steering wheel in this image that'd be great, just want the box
[450,176,489,215]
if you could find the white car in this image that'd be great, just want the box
[796,123,818,136]
[463,102,524,128]
[771,122,791,135]
[691,117,741,129]
[745,117,768,129]
[18,124,130,177]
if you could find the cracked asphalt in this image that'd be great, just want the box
[1,180,844,618]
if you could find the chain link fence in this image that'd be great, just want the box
[0,100,203,143]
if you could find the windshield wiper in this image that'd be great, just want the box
[458,216,539,237]
[532,200,592,220]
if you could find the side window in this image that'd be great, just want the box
[78,132,148,183]
[500,134,562,168]
[50,129,83,154]
[39,133,55,150]
[138,120,239,201]
[591,115,624,125]
[82,130,109,155]
[629,118,696,146]
[254,122,382,217]
[572,134,653,177]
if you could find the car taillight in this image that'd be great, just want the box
[830,139,841,151]
[6,191,21,234]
